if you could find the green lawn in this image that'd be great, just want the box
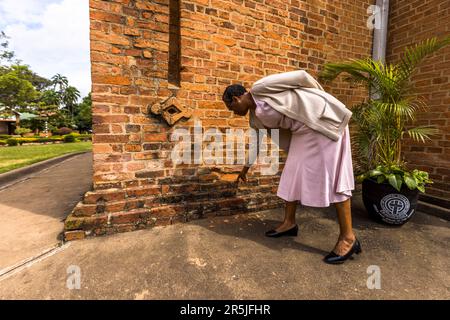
[0,142,92,174]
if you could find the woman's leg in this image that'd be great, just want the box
[274,200,298,232]
[333,198,356,255]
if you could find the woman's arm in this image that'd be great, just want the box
[237,128,263,182]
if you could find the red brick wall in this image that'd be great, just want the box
[386,0,450,200]
[64,0,374,240]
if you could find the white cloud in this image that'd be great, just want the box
[0,0,91,99]
[0,0,59,25]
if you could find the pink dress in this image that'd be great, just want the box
[253,97,355,207]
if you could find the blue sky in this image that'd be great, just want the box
[0,0,91,99]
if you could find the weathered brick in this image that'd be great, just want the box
[125,124,141,132]
[91,75,131,86]
[94,135,129,143]
[93,115,129,124]
[72,202,97,217]
[64,215,108,231]
[64,230,86,241]
[126,186,161,198]
[124,106,141,114]
[150,206,178,219]
[83,189,126,204]
[90,11,123,24]
[143,133,168,142]
[111,209,152,224]
[105,201,126,213]
[135,170,165,179]
[125,144,142,152]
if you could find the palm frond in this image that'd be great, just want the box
[320,58,399,99]
[406,126,440,143]
[319,59,371,85]
[397,35,450,91]
[372,98,417,120]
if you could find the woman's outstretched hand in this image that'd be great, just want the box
[236,166,250,183]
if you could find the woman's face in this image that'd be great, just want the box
[229,93,250,116]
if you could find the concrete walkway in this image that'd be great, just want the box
[0,152,93,271]
[0,191,448,299]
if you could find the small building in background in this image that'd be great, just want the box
[0,117,16,135]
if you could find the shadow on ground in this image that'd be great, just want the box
[0,191,448,300]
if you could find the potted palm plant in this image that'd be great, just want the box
[319,36,450,225]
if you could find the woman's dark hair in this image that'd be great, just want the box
[222,84,247,108]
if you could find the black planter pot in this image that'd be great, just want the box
[362,178,420,225]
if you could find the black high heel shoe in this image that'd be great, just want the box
[323,238,362,264]
[265,224,298,238]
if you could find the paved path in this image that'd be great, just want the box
[0,191,448,299]
[0,152,92,271]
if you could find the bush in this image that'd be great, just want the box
[77,134,92,141]
[6,138,18,146]
[14,128,32,136]
[12,137,58,144]
[36,138,54,143]
[63,134,76,143]
[55,127,73,135]
[0,140,6,146]
[14,138,38,144]
[0,134,11,139]
[1,137,63,145]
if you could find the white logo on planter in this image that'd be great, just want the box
[379,194,411,223]
[367,265,381,289]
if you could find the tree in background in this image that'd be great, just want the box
[0,32,91,133]
[0,33,38,127]
[51,74,83,128]
[51,74,69,93]
[0,65,39,127]
[37,89,73,132]
[0,31,14,63]
[63,86,81,122]
[74,93,92,133]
